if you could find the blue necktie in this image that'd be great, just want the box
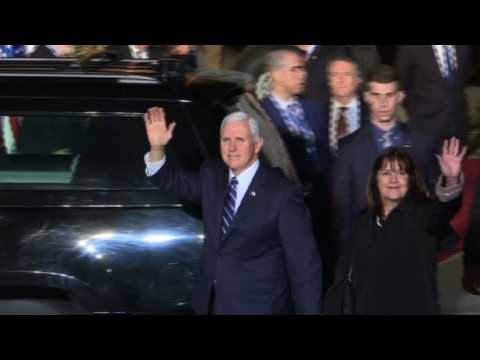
[221,177,238,235]
[286,102,308,136]
[286,102,321,169]
[382,131,393,150]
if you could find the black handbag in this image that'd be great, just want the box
[323,264,356,315]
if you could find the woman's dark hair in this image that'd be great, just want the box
[367,147,430,217]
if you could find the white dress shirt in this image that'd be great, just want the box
[269,94,298,111]
[330,97,361,134]
[329,97,361,151]
[306,45,318,60]
[145,153,259,214]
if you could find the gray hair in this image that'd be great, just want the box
[256,48,305,100]
[265,48,305,72]
[255,72,272,100]
[220,111,261,141]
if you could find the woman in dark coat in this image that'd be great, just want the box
[335,138,466,315]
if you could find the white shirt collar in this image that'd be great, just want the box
[270,93,298,110]
[229,159,259,182]
[228,159,260,213]
[306,45,317,59]
[332,97,359,111]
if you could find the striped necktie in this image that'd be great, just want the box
[337,106,349,140]
[444,46,456,81]
[221,177,238,236]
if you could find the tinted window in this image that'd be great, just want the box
[0,104,206,188]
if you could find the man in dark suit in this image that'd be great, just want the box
[297,45,381,103]
[397,45,473,148]
[332,65,439,254]
[258,47,333,288]
[325,55,370,155]
[143,107,323,315]
[259,48,331,185]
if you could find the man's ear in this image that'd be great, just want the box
[254,137,264,154]
[270,68,281,83]
[363,90,371,105]
[397,90,406,104]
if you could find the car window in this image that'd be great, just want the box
[0,104,207,189]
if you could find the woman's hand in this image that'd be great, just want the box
[435,137,467,185]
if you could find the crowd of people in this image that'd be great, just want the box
[1,44,478,314]
[142,45,475,315]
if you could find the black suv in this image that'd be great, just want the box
[0,57,297,314]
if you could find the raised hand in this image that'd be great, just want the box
[144,107,177,148]
[435,137,467,181]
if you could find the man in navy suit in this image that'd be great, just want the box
[397,45,473,148]
[296,45,380,103]
[259,47,333,288]
[144,107,323,315]
[259,48,331,185]
[325,55,370,155]
[332,65,440,255]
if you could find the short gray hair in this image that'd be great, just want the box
[265,47,305,72]
[220,112,261,141]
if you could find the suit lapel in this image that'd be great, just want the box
[400,124,422,161]
[359,99,370,128]
[455,45,469,80]
[262,97,289,135]
[398,123,416,154]
[301,100,316,134]
[358,124,378,167]
[220,164,267,243]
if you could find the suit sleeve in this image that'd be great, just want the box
[278,184,323,314]
[310,100,333,181]
[331,142,354,253]
[427,175,464,251]
[461,45,474,85]
[148,158,202,206]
